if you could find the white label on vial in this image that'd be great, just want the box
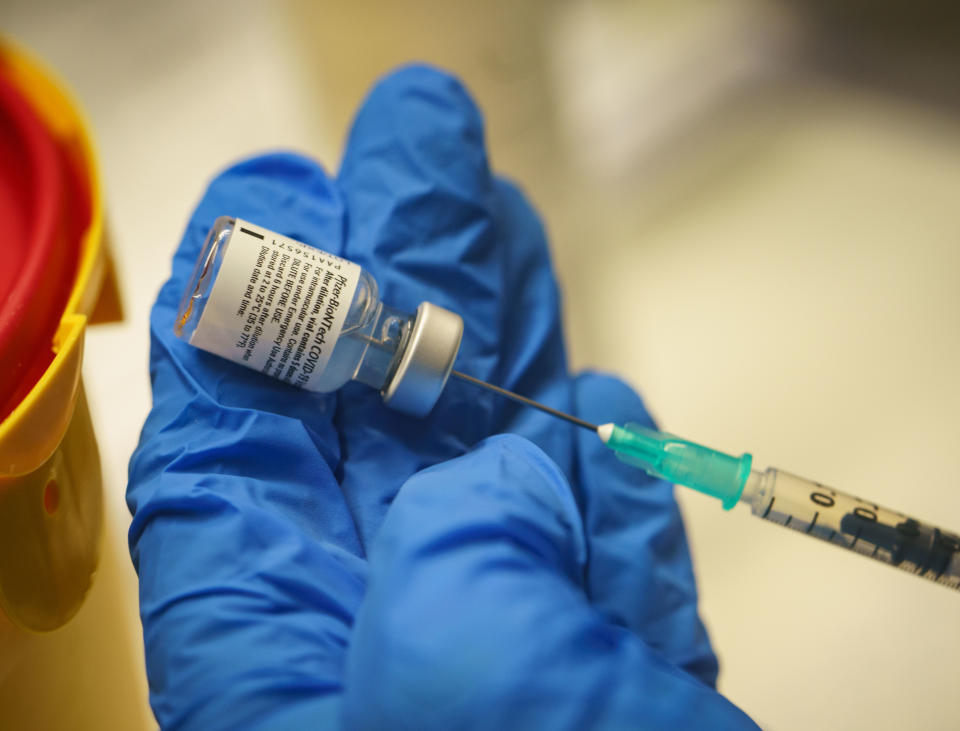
[190,218,360,390]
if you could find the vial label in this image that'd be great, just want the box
[190,219,360,390]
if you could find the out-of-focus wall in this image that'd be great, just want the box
[3,1,959,728]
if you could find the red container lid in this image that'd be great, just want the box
[0,72,85,422]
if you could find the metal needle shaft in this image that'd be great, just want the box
[449,370,599,432]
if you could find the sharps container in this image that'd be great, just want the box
[0,39,120,632]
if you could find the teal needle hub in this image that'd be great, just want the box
[599,422,752,510]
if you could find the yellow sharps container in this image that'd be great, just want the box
[0,39,120,635]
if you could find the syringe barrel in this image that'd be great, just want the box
[741,468,960,592]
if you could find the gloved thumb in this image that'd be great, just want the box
[341,435,757,730]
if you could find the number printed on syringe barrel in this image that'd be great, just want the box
[742,469,960,591]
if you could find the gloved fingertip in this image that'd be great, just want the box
[371,63,483,122]
[214,150,328,186]
[338,64,490,203]
[203,151,344,251]
[375,433,587,588]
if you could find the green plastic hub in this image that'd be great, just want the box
[605,423,752,510]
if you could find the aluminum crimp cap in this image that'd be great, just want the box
[382,302,463,417]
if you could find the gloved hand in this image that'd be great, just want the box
[128,65,757,730]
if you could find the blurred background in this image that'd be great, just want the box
[3,0,959,728]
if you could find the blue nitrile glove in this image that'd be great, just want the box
[128,66,758,730]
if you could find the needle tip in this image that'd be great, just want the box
[597,423,614,444]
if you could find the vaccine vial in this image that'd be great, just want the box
[174,216,463,416]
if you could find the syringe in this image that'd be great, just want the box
[174,216,960,590]
[452,373,960,593]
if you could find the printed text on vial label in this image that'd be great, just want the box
[229,242,350,386]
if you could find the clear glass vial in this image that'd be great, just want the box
[174,216,463,416]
